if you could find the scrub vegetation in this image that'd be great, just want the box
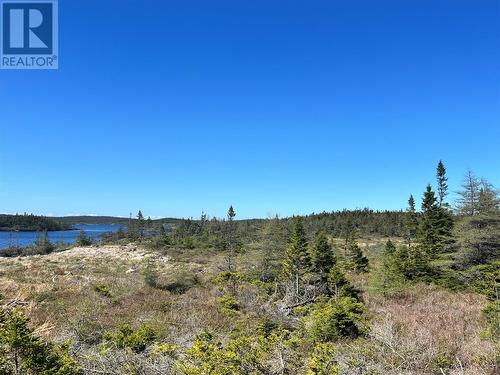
[0,161,498,374]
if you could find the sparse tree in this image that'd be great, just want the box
[456,170,481,216]
[137,210,145,238]
[478,179,500,215]
[283,217,311,300]
[406,194,419,247]
[222,205,240,296]
[225,205,237,273]
[436,160,449,207]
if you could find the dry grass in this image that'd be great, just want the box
[0,243,497,374]
[0,245,224,345]
[357,284,498,374]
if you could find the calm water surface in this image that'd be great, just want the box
[0,224,122,250]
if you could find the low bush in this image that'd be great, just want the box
[103,323,157,353]
[305,343,340,375]
[163,268,200,294]
[93,283,112,298]
[216,295,240,314]
[306,297,365,342]
[75,230,93,246]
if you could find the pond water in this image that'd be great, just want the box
[0,224,122,250]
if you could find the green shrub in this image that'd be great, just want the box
[430,352,453,373]
[306,343,340,375]
[482,300,500,340]
[256,318,279,338]
[0,309,81,374]
[164,268,200,294]
[306,297,365,342]
[103,323,157,353]
[176,331,268,375]
[327,266,359,299]
[141,257,159,288]
[93,283,111,298]
[182,236,195,249]
[153,343,179,358]
[216,295,240,314]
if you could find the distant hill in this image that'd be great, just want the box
[0,214,72,231]
[54,216,182,226]
[54,216,131,225]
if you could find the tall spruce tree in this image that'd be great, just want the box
[436,160,449,207]
[283,217,310,300]
[225,206,237,271]
[221,205,240,296]
[406,195,419,247]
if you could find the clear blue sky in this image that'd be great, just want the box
[0,0,499,219]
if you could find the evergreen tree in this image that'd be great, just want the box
[341,222,368,272]
[418,186,440,254]
[341,220,356,258]
[259,215,285,282]
[345,239,369,272]
[418,185,453,257]
[225,205,237,273]
[0,309,81,374]
[327,265,358,299]
[33,231,54,255]
[436,160,449,207]
[310,231,336,282]
[136,210,145,239]
[283,217,310,300]
[406,245,432,279]
[75,230,92,246]
[223,205,239,296]
[381,239,431,285]
[405,195,419,247]
[379,240,405,292]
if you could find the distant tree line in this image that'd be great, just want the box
[0,214,71,231]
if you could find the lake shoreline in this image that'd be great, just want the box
[0,224,122,250]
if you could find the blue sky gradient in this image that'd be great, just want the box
[0,0,499,218]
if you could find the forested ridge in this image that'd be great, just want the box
[0,161,498,374]
[0,213,71,231]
